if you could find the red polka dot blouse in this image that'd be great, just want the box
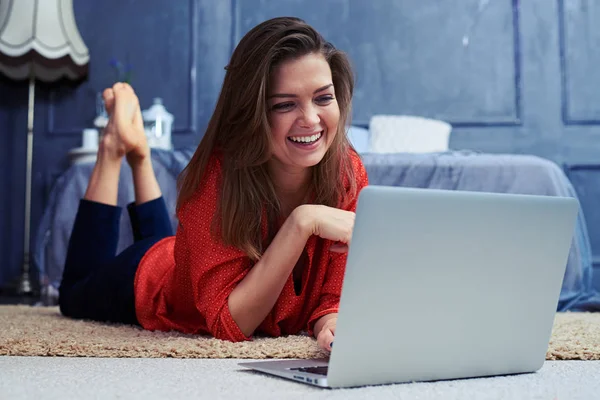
[134,150,368,342]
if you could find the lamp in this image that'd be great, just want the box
[0,0,89,294]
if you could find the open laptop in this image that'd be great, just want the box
[239,185,579,388]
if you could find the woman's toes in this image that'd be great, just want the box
[112,82,126,92]
[102,89,115,114]
[102,88,114,101]
[121,82,134,92]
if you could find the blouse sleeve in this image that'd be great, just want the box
[307,152,369,335]
[174,155,252,342]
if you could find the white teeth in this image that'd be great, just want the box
[289,132,322,143]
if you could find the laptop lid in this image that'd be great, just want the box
[326,186,578,388]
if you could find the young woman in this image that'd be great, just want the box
[59,16,368,352]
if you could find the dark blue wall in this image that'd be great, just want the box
[1,0,600,288]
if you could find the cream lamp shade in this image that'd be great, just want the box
[0,0,89,81]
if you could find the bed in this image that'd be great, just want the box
[33,146,600,311]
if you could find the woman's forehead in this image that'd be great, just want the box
[269,54,332,94]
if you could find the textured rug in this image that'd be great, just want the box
[0,306,598,360]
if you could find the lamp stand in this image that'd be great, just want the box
[17,75,35,295]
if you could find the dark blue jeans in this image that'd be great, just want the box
[58,197,173,325]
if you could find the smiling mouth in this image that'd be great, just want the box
[287,131,323,145]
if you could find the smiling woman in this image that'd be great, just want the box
[57,16,369,353]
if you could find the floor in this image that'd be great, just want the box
[3,293,599,399]
[1,357,599,400]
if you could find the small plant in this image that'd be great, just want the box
[109,57,133,83]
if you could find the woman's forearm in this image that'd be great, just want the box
[228,207,312,337]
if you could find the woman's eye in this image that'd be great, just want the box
[316,95,335,104]
[272,102,294,111]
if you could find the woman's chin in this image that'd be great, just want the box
[286,140,331,167]
[293,150,328,168]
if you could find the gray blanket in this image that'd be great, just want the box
[34,148,600,311]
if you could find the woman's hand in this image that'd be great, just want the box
[293,205,355,253]
[316,316,337,352]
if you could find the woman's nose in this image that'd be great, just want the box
[298,105,320,128]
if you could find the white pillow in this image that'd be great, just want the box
[369,115,451,154]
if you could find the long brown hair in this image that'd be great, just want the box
[177,16,357,260]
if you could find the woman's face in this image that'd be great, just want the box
[267,53,340,173]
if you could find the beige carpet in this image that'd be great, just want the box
[0,306,598,360]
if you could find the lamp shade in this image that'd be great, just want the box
[0,0,89,82]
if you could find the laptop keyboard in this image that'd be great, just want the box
[290,366,328,375]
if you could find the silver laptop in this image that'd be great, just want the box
[239,185,579,388]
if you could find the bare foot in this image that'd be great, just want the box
[102,82,150,166]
